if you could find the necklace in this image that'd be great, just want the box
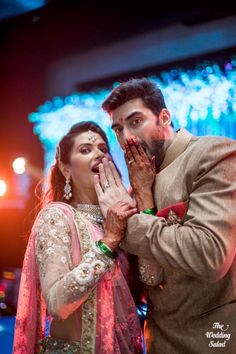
[76,204,105,226]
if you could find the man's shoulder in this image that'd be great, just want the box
[190,134,236,152]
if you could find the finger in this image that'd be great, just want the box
[108,161,123,187]
[94,174,104,196]
[110,201,130,210]
[136,144,150,163]
[124,142,134,164]
[102,158,117,186]
[98,162,109,188]
[118,202,134,211]
[123,208,138,218]
[117,202,138,212]
[124,150,136,171]
[129,143,141,163]
[109,202,133,213]
[151,155,156,172]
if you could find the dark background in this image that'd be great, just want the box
[0,0,236,269]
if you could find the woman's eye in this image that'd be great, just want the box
[101,148,108,153]
[80,147,90,154]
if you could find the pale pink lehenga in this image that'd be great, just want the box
[13,202,143,353]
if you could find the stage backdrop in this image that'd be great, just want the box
[29,58,236,187]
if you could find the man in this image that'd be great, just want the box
[98,78,236,353]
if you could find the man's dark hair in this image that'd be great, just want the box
[102,78,167,117]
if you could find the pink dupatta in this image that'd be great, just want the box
[13,202,142,353]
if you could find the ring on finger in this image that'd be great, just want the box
[128,159,135,165]
[103,181,110,189]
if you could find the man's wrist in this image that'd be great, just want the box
[142,207,156,215]
[136,194,154,211]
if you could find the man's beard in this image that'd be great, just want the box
[142,140,165,172]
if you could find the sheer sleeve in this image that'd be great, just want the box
[35,207,114,320]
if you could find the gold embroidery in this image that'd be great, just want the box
[138,258,163,286]
[166,209,182,225]
[73,211,97,353]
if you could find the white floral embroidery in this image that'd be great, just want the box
[62,236,69,243]
[60,256,67,264]
[64,248,114,300]
[74,263,94,284]
[48,229,57,237]
[46,247,54,255]
[35,207,72,277]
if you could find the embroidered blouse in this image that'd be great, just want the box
[35,206,114,320]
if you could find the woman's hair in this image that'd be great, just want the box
[36,121,112,208]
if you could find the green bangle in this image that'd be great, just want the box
[142,207,155,215]
[96,240,115,259]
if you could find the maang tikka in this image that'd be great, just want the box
[64,176,72,200]
[88,129,97,143]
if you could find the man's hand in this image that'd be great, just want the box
[124,138,156,211]
[94,158,136,217]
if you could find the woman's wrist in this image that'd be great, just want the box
[95,240,116,259]
[102,235,120,252]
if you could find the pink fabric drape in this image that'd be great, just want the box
[13,202,142,353]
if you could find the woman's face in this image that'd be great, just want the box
[66,130,110,197]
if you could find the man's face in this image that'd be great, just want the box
[111,98,167,168]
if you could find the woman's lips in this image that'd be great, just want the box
[91,166,99,173]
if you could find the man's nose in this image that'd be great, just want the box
[123,128,135,142]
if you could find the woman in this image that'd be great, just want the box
[13,121,143,354]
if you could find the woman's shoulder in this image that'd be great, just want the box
[42,201,73,214]
[35,202,74,227]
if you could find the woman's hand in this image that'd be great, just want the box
[102,201,138,251]
[94,158,136,217]
[124,138,156,211]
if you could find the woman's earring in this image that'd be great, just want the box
[64,176,72,200]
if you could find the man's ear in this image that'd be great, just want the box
[159,109,171,127]
[58,161,70,179]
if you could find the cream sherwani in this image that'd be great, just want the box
[122,129,236,353]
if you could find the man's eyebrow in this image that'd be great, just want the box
[111,111,140,130]
[125,111,140,122]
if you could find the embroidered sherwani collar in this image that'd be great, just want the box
[160,128,193,171]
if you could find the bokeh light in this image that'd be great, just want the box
[0,180,7,197]
[12,158,26,175]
